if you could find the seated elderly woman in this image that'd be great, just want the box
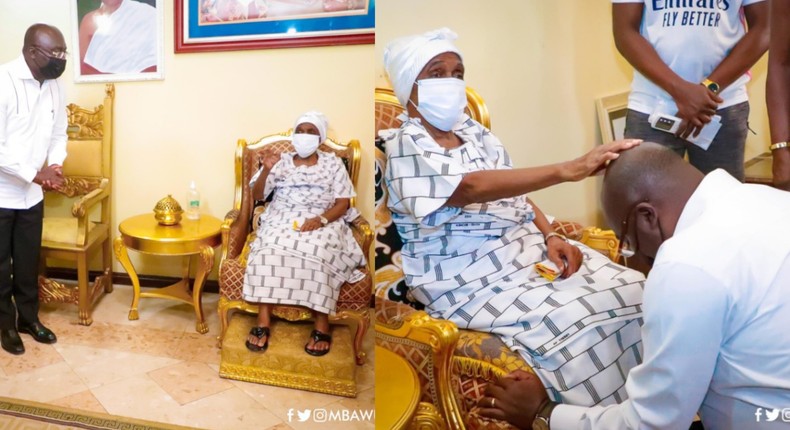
[382,28,646,409]
[243,111,365,356]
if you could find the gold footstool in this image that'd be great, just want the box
[219,313,357,397]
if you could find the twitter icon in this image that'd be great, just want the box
[767,408,780,422]
[297,409,312,422]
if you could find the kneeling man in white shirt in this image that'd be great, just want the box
[477,142,790,430]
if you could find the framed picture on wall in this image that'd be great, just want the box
[596,91,629,144]
[71,0,165,83]
[175,0,375,53]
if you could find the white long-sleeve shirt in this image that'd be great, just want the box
[0,55,67,209]
[552,170,790,430]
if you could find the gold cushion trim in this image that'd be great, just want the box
[220,314,357,397]
[219,363,356,397]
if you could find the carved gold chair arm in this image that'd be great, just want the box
[350,215,374,253]
[376,298,465,430]
[70,179,109,218]
[410,402,446,430]
[220,209,241,262]
[579,226,620,262]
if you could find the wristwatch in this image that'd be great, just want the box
[701,78,720,94]
[319,215,329,225]
[532,399,558,430]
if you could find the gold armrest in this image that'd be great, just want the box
[220,209,241,262]
[70,179,109,218]
[376,298,464,430]
[350,215,373,253]
[67,179,109,246]
[579,226,620,262]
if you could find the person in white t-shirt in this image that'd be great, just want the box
[611,0,769,181]
[477,142,790,430]
[767,0,790,191]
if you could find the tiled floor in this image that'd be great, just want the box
[0,284,375,430]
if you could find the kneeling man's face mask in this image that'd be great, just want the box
[293,133,320,158]
[412,77,466,131]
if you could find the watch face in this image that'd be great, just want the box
[707,82,720,93]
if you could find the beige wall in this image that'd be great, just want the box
[2,0,772,276]
[1,1,374,278]
[376,0,769,227]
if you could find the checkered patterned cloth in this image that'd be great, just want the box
[384,116,645,406]
[243,151,366,315]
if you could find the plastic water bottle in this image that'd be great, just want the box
[186,180,200,220]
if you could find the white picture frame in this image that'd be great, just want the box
[595,91,629,144]
[71,0,165,83]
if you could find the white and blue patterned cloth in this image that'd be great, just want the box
[243,151,365,315]
[384,115,646,406]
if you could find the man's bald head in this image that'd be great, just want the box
[23,24,64,51]
[601,142,704,259]
[22,24,67,83]
[602,142,701,225]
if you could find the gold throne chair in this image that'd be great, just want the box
[217,131,373,397]
[374,87,622,429]
[38,84,115,326]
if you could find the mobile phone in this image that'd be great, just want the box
[648,112,682,134]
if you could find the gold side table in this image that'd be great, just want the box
[376,346,420,429]
[114,214,221,334]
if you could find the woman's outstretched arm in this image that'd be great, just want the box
[446,139,640,207]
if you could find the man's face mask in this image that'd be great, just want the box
[32,46,67,80]
[410,77,467,131]
[292,133,320,158]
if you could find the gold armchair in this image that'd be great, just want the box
[374,87,622,429]
[217,131,373,366]
[38,84,115,326]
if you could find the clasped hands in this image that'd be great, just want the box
[34,164,64,191]
[673,80,723,140]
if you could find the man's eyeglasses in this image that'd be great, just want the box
[33,45,69,60]
[617,199,647,262]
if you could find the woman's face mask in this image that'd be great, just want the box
[293,133,320,158]
[411,77,466,131]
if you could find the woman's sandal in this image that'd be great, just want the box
[245,326,270,353]
[304,329,332,356]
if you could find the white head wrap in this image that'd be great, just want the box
[294,110,328,142]
[383,27,463,107]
